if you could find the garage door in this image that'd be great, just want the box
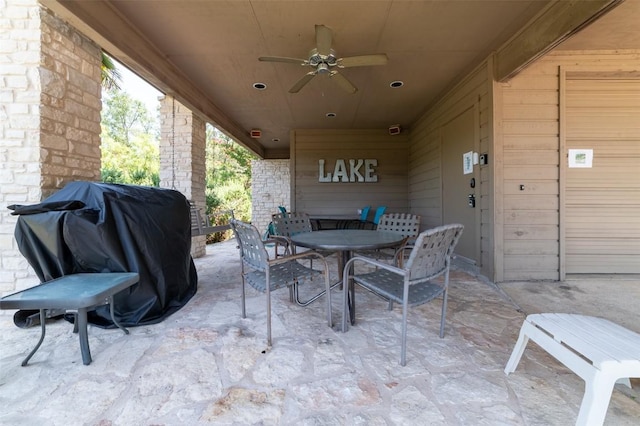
[565,77,640,273]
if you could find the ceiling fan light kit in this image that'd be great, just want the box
[259,24,388,94]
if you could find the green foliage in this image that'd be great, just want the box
[101,167,124,183]
[100,70,255,244]
[103,91,158,145]
[101,89,160,187]
[101,52,121,92]
[204,125,256,243]
[101,128,160,186]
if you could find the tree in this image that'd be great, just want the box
[102,91,157,145]
[99,59,253,244]
[204,125,255,241]
[101,52,121,92]
[101,90,159,186]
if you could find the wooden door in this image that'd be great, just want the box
[442,107,479,263]
[565,78,640,273]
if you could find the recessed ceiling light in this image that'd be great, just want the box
[390,80,404,88]
[326,112,336,118]
[272,138,280,142]
[253,82,267,90]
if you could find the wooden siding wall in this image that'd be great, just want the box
[408,63,493,278]
[564,77,640,273]
[291,129,409,215]
[497,58,561,281]
[497,50,640,281]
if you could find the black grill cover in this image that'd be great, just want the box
[10,181,197,327]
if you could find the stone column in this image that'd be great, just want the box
[159,96,207,257]
[251,159,290,236]
[1,2,102,294]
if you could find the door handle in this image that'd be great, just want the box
[468,194,475,208]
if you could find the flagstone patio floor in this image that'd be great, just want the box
[1,240,639,425]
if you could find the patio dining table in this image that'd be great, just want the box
[290,229,406,324]
[308,214,366,230]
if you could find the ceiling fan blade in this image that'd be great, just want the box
[329,71,357,94]
[338,54,389,68]
[259,56,307,65]
[289,72,316,93]
[315,24,333,56]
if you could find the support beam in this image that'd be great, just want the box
[40,0,265,159]
[495,0,624,81]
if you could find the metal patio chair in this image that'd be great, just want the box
[230,219,332,346]
[271,212,337,305]
[272,211,322,259]
[342,223,464,365]
[355,212,421,267]
[271,212,314,257]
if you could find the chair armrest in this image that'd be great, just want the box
[349,254,405,276]
[264,235,289,245]
[265,235,292,257]
[269,249,329,267]
[394,238,414,266]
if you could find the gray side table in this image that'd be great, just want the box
[1,273,139,366]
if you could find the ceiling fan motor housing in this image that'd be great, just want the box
[317,63,330,74]
[308,48,338,67]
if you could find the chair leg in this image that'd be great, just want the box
[576,373,616,426]
[400,299,409,366]
[266,287,272,346]
[341,261,351,332]
[504,321,531,375]
[324,264,332,327]
[288,284,294,303]
[439,270,449,338]
[240,277,247,319]
[439,287,448,338]
[399,280,411,366]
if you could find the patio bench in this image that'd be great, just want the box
[190,203,234,236]
[504,313,640,426]
[0,273,139,366]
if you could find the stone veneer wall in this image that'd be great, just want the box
[159,96,207,257]
[0,2,102,294]
[251,159,290,235]
[39,8,102,196]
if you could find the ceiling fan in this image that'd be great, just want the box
[259,24,388,94]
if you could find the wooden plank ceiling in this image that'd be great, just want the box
[40,0,637,158]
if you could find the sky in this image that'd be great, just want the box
[117,62,163,113]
